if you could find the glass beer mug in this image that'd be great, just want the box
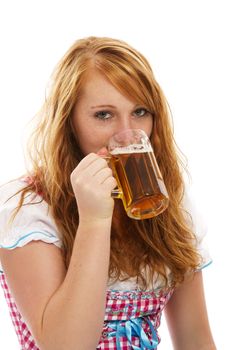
[106,129,169,220]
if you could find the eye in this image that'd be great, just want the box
[133,108,150,117]
[94,110,112,120]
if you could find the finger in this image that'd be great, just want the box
[85,157,109,177]
[75,153,99,172]
[103,176,118,191]
[75,153,107,175]
[93,167,113,185]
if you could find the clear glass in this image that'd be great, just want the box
[107,129,169,220]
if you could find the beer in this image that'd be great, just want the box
[110,144,169,219]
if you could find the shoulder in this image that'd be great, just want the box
[181,183,207,237]
[0,177,48,224]
[0,177,62,252]
[0,178,27,203]
[182,182,212,270]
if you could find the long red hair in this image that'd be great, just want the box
[13,37,202,289]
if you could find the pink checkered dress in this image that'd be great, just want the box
[0,271,173,349]
[0,272,38,349]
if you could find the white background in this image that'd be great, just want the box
[0,0,232,349]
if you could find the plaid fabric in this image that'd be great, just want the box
[0,272,39,349]
[98,289,173,349]
[0,271,173,349]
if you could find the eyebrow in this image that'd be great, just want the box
[91,105,117,109]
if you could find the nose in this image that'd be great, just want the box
[115,115,134,134]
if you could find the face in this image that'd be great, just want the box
[72,70,153,155]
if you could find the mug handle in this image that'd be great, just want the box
[102,155,122,199]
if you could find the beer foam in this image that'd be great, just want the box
[110,143,153,155]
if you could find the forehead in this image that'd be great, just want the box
[82,70,113,94]
[79,70,137,107]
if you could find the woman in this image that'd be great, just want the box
[0,36,216,349]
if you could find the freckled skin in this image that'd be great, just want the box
[72,70,153,155]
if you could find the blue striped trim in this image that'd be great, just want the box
[0,231,59,249]
[197,259,213,271]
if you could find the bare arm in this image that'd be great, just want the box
[0,153,117,350]
[40,218,112,349]
[165,271,216,350]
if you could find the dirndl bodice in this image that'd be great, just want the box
[97,288,173,349]
[0,271,173,349]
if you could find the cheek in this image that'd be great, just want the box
[77,132,96,154]
[72,117,95,153]
[77,129,110,155]
[142,116,154,138]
